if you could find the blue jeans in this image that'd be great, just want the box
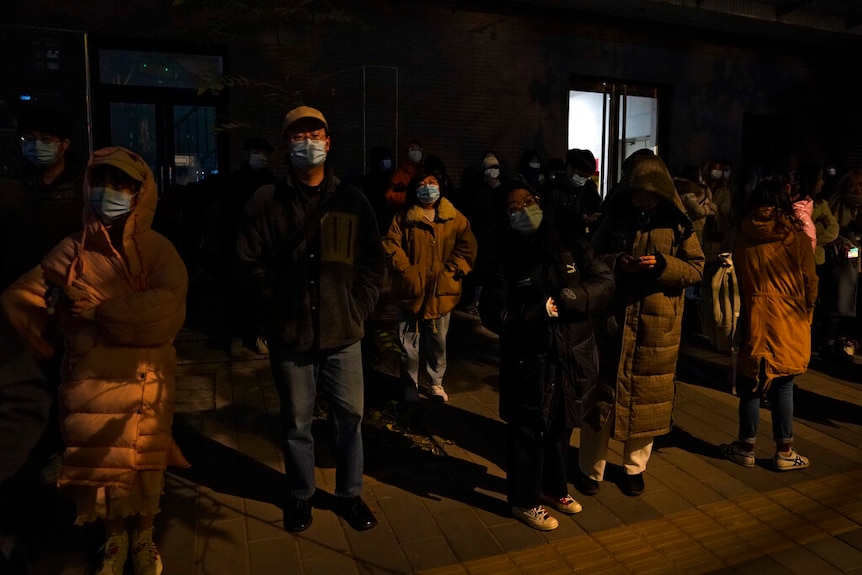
[737,375,795,446]
[269,340,365,500]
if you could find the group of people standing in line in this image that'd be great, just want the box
[0,102,852,575]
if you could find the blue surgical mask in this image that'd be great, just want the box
[90,186,134,222]
[510,204,543,235]
[408,149,423,164]
[289,139,327,169]
[417,183,440,204]
[381,158,392,170]
[22,140,60,168]
[248,152,268,170]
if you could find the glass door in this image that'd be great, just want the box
[92,45,226,196]
[568,79,664,198]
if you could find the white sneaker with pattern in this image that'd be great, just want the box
[512,505,559,530]
[95,531,128,575]
[131,527,163,575]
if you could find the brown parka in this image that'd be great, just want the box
[383,196,477,318]
[590,156,705,440]
[733,207,817,391]
[1,147,189,488]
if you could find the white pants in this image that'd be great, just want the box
[578,412,654,480]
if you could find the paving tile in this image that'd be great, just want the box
[488,521,544,552]
[345,522,413,575]
[248,537,302,575]
[804,535,862,571]
[402,537,460,572]
[837,527,862,551]
[195,518,248,573]
[295,509,349,561]
[378,493,443,544]
[433,506,504,562]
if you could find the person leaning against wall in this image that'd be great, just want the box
[234,105,386,533]
[1,146,189,575]
[580,154,704,498]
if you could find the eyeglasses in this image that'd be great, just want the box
[21,135,60,145]
[288,131,327,144]
[507,196,539,217]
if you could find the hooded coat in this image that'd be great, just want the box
[733,208,817,390]
[383,197,477,318]
[589,156,704,440]
[1,147,189,488]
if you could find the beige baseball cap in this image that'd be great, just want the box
[282,105,328,134]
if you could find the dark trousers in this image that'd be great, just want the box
[505,404,571,508]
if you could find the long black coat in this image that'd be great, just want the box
[480,220,614,431]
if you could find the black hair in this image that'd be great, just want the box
[17,107,72,140]
[406,170,441,208]
[243,137,273,152]
[744,175,799,228]
[565,149,595,174]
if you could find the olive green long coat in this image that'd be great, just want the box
[590,156,704,440]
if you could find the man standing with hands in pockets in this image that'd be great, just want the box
[235,106,385,532]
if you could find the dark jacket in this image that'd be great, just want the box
[542,176,603,244]
[0,161,85,290]
[480,219,614,431]
[234,166,385,352]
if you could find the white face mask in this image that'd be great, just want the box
[510,204,543,235]
[381,158,392,170]
[248,152,268,170]
[722,169,731,179]
[22,140,60,168]
[571,174,588,187]
[827,167,837,177]
[90,186,134,222]
[290,139,327,169]
[528,161,541,169]
[710,169,723,180]
[408,149,423,164]
[485,167,500,180]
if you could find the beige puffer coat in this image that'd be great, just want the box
[1,147,189,488]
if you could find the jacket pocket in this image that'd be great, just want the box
[393,264,424,299]
[435,269,461,297]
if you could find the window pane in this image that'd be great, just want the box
[174,105,218,184]
[99,49,222,89]
[110,102,157,174]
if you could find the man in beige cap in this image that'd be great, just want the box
[235,105,385,532]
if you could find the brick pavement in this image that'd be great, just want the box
[22,278,862,574]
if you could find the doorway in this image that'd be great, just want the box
[568,78,667,198]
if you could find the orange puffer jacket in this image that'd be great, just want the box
[1,147,189,488]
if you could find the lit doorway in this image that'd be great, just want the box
[568,80,664,198]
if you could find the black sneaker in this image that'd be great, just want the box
[574,472,600,496]
[620,472,645,496]
[336,496,378,531]
[283,497,313,532]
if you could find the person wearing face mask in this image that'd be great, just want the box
[478,179,614,530]
[382,171,477,403]
[0,107,85,291]
[235,105,385,534]
[542,148,602,246]
[2,146,189,575]
[517,149,546,191]
[581,155,703,498]
[385,139,425,212]
[218,137,277,358]
[359,145,396,233]
[701,157,735,264]
[456,151,506,316]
